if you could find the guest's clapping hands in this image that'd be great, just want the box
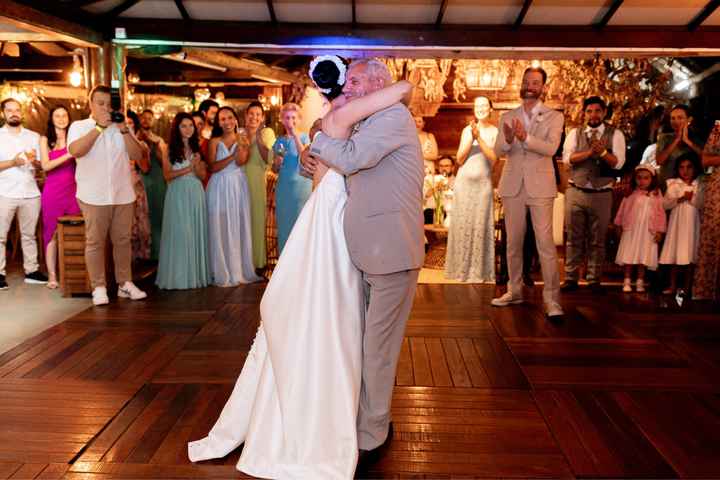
[512,118,527,142]
[503,122,515,144]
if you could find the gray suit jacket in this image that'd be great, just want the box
[494,103,564,199]
[310,103,425,275]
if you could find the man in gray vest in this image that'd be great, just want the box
[561,96,625,292]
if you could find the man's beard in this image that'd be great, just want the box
[587,119,602,128]
[6,119,21,127]
[520,88,540,100]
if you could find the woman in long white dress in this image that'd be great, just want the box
[445,96,498,282]
[206,107,261,286]
[188,57,412,479]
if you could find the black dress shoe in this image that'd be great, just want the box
[356,422,394,473]
[588,282,604,294]
[522,274,534,287]
[560,280,579,292]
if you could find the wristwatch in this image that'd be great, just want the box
[120,128,130,135]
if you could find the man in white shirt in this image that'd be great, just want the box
[0,98,48,290]
[67,86,148,305]
[561,96,625,293]
[491,68,565,321]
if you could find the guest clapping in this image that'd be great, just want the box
[0,98,46,290]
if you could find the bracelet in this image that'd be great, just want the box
[120,129,130,135]
[600,149,608,158]
[94,125,105,134]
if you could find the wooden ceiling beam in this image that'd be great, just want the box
[513,0,532,29]
[266,0,277,23]
[0,32,58,42]
[185,49,297,83]
[104,0,142,19]
[688,0,720,31]
[352,0,357,26]
[435,0,448,28]
[112,20,720,53]
[0,0,101,46]
[595,0,623,29]
[174,0,190,21]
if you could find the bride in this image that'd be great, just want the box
[188,56,412,479]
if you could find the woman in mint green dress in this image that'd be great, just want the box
[156,112,210,290]
[242,102,276,270]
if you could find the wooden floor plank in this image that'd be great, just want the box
[2,280,719,477]
[425,338,453,387]
[409,338,433,386]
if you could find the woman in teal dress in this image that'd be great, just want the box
[138,122,167,261]
[272,103,312,254]
[242,101,276,271]
[156,112,210,290]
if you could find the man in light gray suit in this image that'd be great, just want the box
[302,59,425,457]
[492,67,564,319]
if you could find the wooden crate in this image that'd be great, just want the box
[57,215,91,297]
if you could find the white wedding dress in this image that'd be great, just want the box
[188,169,364,479]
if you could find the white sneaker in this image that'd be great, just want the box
[92,286,109,306]
[636,279,645,293]
[491,291,524,307]
[118,281,147,300]
[546,301,564,318]
[622,278,632,293]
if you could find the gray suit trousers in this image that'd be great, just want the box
[357,268,419,451]
[564,186,613,283]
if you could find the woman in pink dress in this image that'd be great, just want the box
[40,106,81,289]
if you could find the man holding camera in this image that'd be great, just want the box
[68,85,147,305]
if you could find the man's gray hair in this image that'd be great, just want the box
[350,58,392,87]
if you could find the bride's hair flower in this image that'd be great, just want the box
[309,55,348,100]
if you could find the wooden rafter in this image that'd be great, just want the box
[104,0,142,19]
[0,0,101,46]
[513,0,532,29]
[112,20,720,56]
[185,49,297,83]
[595,0,623,29]
[59,0,107,7]
[266,0,277,23]
[352,0,357,26]
[173,0,190,21]
[688,0,720,31]
[435,0,448,27]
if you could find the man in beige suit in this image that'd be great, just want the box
[303,59,425,459]
[492,67,564,319]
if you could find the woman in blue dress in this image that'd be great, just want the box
[156,112,210,290]
[206,107,261,286]
[272,103,312,254]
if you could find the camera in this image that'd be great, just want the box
[110,87,125,123]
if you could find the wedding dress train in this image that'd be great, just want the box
[188,169,364,479]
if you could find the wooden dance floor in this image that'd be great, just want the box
[1,282,719,479]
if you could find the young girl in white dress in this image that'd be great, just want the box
[188,56,413,479]
[659,153,702,296]
[614,165,667,292]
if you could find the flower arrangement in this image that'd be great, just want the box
[425,174,450,225]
